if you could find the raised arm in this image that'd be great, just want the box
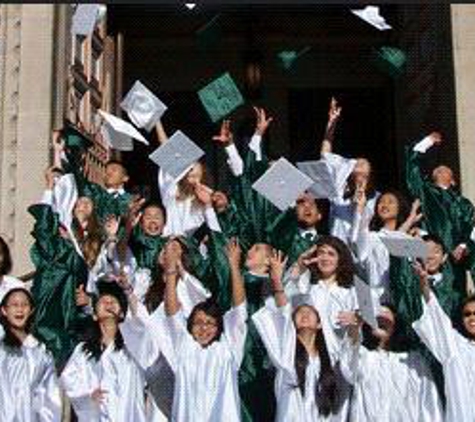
[163,245,182,316]
[320,97,342,156]
[213,119,244,177]
[269,249,289,308]
[225,238,246,307]
[52,130,64,170]
[155,120,168,145]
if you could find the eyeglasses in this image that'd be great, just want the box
[192,319,218,329]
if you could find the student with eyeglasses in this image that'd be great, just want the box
[413,260,475,422]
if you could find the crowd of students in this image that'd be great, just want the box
[0,98,474,421]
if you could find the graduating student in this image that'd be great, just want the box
[253,250,349,422]
[154,121,217,237]
[29,166,101,367]
[413,261,475,422]
[405,131,475,297]
[61,279,149,422]
[0,287,62,422]
[339,303,443,422]
[56,127,134,221]
[351,188,421,301]
[161,238,248,422]
[318,98,379,246]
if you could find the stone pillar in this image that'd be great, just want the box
[0,5,56,274]
[451,5,475,203]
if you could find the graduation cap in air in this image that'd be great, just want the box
[71,4,106,37]
[297,160,340,199]
[198,72,245,123]
[354,275,379,330]
[277,46,312,71]
[373,46,407,78]
[99,110,149,151]
[252,158,314,212]
[61,122,93,151]
[120,81,168,132]
[379,233,429,259]
[351,5,392,31]
[148,130,205,179]
[95,277,128,317]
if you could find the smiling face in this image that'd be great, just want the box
[315,244,339,279]
[94,294,123,322]
[140,205,165,237]
[104,162,129,189]
[462,301,475,338]
[432,165,454,189]
[190,310,219,346]
[296,194,321,228]
[424,240,447,274]
[74,196,94,221]
[293,305,320,332]
[371,306,396,343]
[376,193,399,222]
[1,290,33,331]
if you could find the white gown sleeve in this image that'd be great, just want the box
[252,302,296,371]
[338,334,363,385]
[321,152,357,200]
[224,143,244,176]
[412,291,460,364]
[176,272,211,316]
[223,302,248,368]
[162,310,190,372]
[33,353,62,422]
[248,134,263,162]
[413,136,435,154]
[158,168,179,208]
[60,345,99,418]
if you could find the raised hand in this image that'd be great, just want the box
[353,181,368,213]
[328,97,342,124]
[399,199,423,233]
[194,183,213,206]
[104,215,121,240]
[212,119,233,146]
[44,166,58,189]
[428,131,443,145]
[161,239,183,274]
[253,106,273,136]
[226,237,242,270]
[412,259,431,302]
[269,249,288,285]
[75,284,90,307]
[127,196,146,228]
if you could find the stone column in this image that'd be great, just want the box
[0,5,56,274]
[451,5,475,203]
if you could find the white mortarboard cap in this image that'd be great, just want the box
[379,233,429,259]
[354,275,379,330]
[99,110,149,151]
[351,6,392,31]
[120,81,168,132]
[72,4,101,36]
[148,130,205,179]
[252,158,314,212]
[297,160,339,199]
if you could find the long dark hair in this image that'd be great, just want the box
[187,299,224,344]
[369,190,410,232]
[310,236,354,288]
[0,288,34,350]
[293,306,339,417]
[144,237,194,313]
[72,207,104,268]
[0,236,13,276]
[343,168,377,201]
[81,321,125,361]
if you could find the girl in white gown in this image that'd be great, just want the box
[0,287,61,422]
[160,238,247,422]
[413,261,475,422]
[253,250,350,422]
[339,302,443,421]
[61,279,149,422]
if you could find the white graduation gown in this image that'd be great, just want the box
[61,342,148,422]
[252,302,350,422]
[158,169,207,237]
[161,303,247,422]
[120,271,211,420]
[339,336,443,422]
[321,152,378,246]
[0,335,62,422]
[413,292,475,422]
